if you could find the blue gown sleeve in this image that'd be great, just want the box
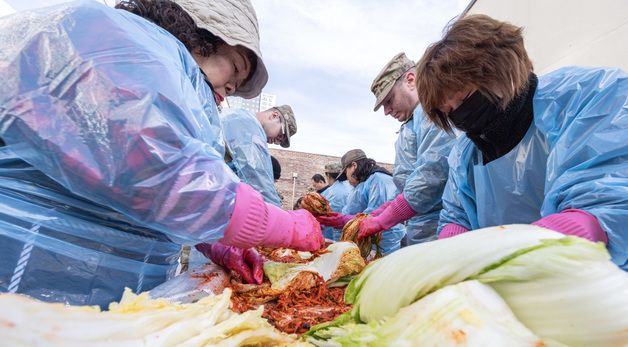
[342,183,367,215]
[323,180,353,213]
[535,67,628,269]
[321,184,336,210]
[392,117,418,193]
[437,139,475,232]
[0,2,239,245]
[403,112,455,214]
[365,173,397,213]
[222,109,282,206]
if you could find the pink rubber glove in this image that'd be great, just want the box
[317,212,355,229]
[195,243,264,284]
[221,184,324,251]
[438,223,469,239]
[358,193,417,239]
[368,199,393,218]
[532,209,608,243]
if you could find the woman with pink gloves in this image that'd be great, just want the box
[414,15,627,270]
[0,0,321,308]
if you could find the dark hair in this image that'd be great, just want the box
[311,174,326,184]
[115,0,224,57]
[325,172,338,181]
[293,197,303,210]
[416,14,533,132]
[271,156,281,180]
[352,158,391,183]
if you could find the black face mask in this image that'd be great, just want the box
[446,73,538,164]
[447,91,502,134]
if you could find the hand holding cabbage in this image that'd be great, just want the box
[195,243,264,284]
[357,193,417,239]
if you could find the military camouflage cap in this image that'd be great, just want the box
[370,52,415,111]
[273,105,297,148]
[324,162,343,174]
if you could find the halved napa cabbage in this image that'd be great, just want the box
[0,288,304,347]
[310,225,628,347]
[307,280,551,347]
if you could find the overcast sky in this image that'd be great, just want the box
[252,0,468,163]
[1,0,468,163]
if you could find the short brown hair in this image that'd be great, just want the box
[415,14,533,132]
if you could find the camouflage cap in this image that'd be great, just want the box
[337,149,367,180]
[324,162,343,174]
[370,52,415,112]
[273,105,297,148]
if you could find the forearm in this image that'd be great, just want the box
[375,193,417,229]
[533,209,608,243]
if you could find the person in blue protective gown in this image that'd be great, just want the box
[0,0,322,308]
[222,105,297,207]
[413,14,628,270]
[317,149,405,255]
[358,52,455,246]
[319,162,353,240]
[271,156,282,181]
[311,174,329,194]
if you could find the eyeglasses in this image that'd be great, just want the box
[270,117,286,145]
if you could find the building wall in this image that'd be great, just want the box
[269,148,393,210]
[465,0,628,74]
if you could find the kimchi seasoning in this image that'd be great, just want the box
[229,276,351,335]
[257,247,330,264]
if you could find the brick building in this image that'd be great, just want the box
[269,148,393,210]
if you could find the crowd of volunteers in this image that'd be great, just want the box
[0,0,625,309]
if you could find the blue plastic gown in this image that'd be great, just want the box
[439,67,628,270]
[0,1,242,307]
[221,109,282,207]
[321,180,353,240]
[342,172,405,254]
[393,108,454,245]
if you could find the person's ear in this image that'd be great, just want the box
[405,71,416,91]
[271,110,280,120]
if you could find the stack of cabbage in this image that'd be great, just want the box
[1,288,308,347]
[306,225,628,347]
